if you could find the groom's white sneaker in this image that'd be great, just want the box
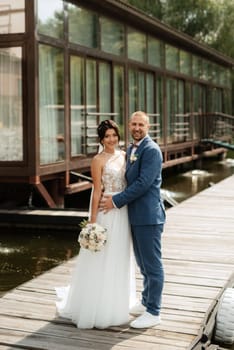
[129,302,146,316]
[130,311,161,329]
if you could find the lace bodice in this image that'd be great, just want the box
[102,150,126,194]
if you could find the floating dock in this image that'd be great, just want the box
[0,208,88,230]
[0,175,234,349]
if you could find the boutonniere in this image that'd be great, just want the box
[130,153,138,163]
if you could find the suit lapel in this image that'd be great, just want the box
[126,145,132,172]
[126,137,151,173]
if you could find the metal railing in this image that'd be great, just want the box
[203,112,234,142]
[80,110,234,152]
[169,112,234,144]
[82,112,118,153]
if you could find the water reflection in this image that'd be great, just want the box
[224,158,234,166]
[162,158,234,203]
[0,247,21,254]
[0,228,79,296]
[182,169,212,193]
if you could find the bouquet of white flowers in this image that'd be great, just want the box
[78,220,107,252]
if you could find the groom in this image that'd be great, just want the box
[101,111,166,328]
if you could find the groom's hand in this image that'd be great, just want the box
[100,194,114,213]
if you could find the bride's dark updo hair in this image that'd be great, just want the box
[97,119,120,143]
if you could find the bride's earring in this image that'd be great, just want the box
[98,143,104,153]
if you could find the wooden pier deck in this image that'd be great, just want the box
[1,175,234,349]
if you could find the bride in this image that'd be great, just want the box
[56,119,136,329]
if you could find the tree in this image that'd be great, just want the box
[123,0,163,20]
[125,0,234,59]
[162,0,216,43]
[211,0,234,59]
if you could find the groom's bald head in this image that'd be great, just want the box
[129,111,150,142]
[130,111,149,124]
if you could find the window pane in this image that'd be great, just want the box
[146,73,154,113]
[138,71,145,110]
[165,45,179,72]
[114,65,124,139]
[176,80,190,142]
[38,0,64,39]
[148,36,162,67]
[223,90,232,114]
[68,4,98,48]
[156,76,164,144]
[128,69,138,115]
[166,78,178,143]
[39,45,65,164]
[0,0,25,34]
[0,47,23,161]
[146,73,158,144]
[70,56,85,156]
[220,67,226,86]
[128,28,146,62]
[99,62,111,116]
[192,55,203,78]
[202,59,210,81]
[86,59,97,154]
[86,60,97,114]
[100,17,124,56]
[185,82,191,114]
[226,69,232,88]
[193,84,202,139]
[180,50,191,76]
[212,64,220,84]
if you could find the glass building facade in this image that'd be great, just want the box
[0,0,233,208]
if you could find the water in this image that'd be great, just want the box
[162,157,234,205]
[0,227,79,296]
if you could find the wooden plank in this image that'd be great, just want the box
[65,181,92,194]
[0,318,192,349]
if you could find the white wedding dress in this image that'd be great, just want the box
[55,150,136,329]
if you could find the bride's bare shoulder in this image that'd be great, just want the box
[92,152,105,163]
[92,152,110,166]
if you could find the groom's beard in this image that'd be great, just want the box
[131,133,143,141]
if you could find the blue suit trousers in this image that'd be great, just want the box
[131,224,164,316]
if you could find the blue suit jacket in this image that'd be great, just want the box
[113,136,166,226]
